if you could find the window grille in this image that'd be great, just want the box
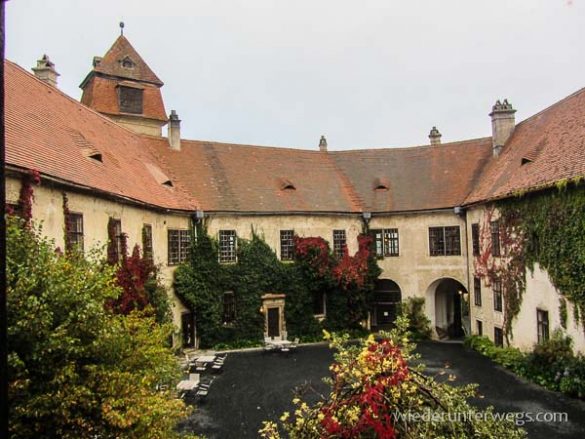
[332,229,347,259]
[219,230,237,263]
[280,230,294,261]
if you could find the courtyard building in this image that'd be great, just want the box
[4,33,585,352]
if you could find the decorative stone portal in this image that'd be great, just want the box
[370,279,402,331]
[261,293,287,338]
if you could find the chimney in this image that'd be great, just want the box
[490,99,516,157]
[32,54,60,87]
[428,126,442,145]
[319,135,328,152]
[168,110,181,150]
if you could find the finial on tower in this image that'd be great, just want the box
[120,21,125,36]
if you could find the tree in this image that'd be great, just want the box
[6,217,195,438]
[260,317,526,439]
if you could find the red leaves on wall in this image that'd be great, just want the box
[17,169,41,225]
[332,235,373,289]
[294,234,374,290]
[108,244,153,315]
[293,236,332,276]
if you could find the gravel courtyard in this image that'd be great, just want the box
[180,342,585,439]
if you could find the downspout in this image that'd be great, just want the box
[458,206,472,336]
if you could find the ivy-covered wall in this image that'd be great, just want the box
[174,222,381,348]
[473,182,585,347]
[500,184,585,325]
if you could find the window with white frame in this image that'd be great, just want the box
[168,229,190,265]
[219,230,237,263]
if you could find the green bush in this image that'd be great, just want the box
[525,330,575,390]
[400,297,432,340]
[465,332,585,400]
[6,216,195,438]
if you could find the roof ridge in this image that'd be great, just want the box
[170,135,492,153]
[93,35,163,85]
[515,86,585,129]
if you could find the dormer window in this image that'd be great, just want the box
[88,152,103,162]
[118,85,143,114]
[521,157,533,166]
[81,147,103,163]
[145,163,174,188]
[373,177,390,191]
[278,178,296,191]
[121,56,135,69]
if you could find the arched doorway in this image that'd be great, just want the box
[426,278,468,339]
[371,279,402,331]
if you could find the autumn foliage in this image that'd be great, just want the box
[260,319,526,439]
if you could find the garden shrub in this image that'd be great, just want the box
[465,333,585,400]
[399,297,432,340]
[6,216,196,438]
[260,318,526,439]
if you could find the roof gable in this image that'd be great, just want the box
[90,36,163,86]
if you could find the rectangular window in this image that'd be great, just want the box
[223,291,236,325]
[474,277,482,307]
[494,327,504,347]
[384,228,399,257]
[491,220,501,257]
[142,224,153,261]
[429,226,461,256]
[219,230,237,263]
[476,320,483,336]
[372,229,384,258]
[65,212,84,253]
[168,229,190,265]
[118,86,143,114]
[108,218,123,262]
[471,223,480,256]
[537,309,549,344]
[333,229,347,259]
[280,230,294,261]
[493,279,503,312]
[371,228,399,258]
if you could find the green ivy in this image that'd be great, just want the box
[498,183,585,329]
[174,222,380,348]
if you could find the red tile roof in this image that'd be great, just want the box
[332,139,493,212]
[5,60,196,211]
[144,137,493,213]
[88,36,163,85]
[466,87,585,205]
[6,58,585,215]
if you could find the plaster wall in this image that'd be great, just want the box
[205,210,469,332]
[369,211,469,331]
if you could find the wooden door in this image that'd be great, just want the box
[267,307,280,337]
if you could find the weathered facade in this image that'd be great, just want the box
[5,33,585,352]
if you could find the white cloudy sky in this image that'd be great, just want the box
[6,0,585,150]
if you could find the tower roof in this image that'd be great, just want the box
[85,35,163,86]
